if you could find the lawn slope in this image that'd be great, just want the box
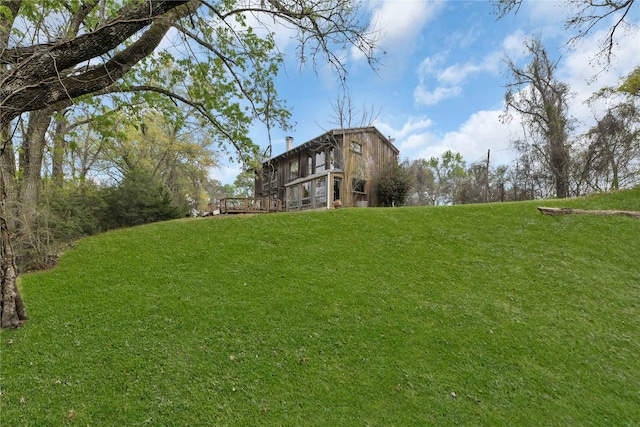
[2,189,639,425]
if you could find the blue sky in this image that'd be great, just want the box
[212,0,639,184]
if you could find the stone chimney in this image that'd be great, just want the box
[286,136,293,151]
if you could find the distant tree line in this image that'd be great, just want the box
[384,46,639,207]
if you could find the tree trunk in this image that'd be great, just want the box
[537,206,640,218]
[21,109,53,204]
[52,109,68,186]
[0,126,17,217]
[1,167,28,328]
[15,108,54,260]
[550,144,570,199]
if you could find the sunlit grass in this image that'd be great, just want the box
[1,189,639,425]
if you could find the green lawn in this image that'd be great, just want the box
[2,189,639,425]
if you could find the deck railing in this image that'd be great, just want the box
[219,197,282,214]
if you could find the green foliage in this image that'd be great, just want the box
[377,161,413,206]
[101,169,184,229]
[2,189,639,424]
[427,150,468,205]
[10,181,107,273]
[582,101,640,191]
[233,170,255,198]
[618,66,640,97]
[43,181,107,240]
[0,5,13,20]
[122,6,292,164]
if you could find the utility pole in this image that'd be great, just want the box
[484,149,490,203]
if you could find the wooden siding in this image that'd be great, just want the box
[255,127,399,210]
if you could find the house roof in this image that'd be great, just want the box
[263,126,399,166]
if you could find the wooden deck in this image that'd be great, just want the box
[219,197,282,214]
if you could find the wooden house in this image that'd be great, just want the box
[254,127,399,211]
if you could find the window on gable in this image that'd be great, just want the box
[350,141,362,154]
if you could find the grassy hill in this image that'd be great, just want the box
[2,189,639,425]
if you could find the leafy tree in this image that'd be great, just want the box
[580,101,640,191]
[377,161,413,207]
[106,111,217,210]
[575,66,640,193]
[491,164,510,202]
[0,0,378,328]
[427,150,468,205]
[206,179,236,205]
[44,180,108,241]
[618,66,640,97]
[456,163,488,204]
[405,159,436,206]
[233,170,256,198]
[101,168,183,229]
[502,38,573,199]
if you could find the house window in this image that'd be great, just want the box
[351,141,362,154]
[315,151,325,173]
[270,169,278,189]
[289,185,299,209]
[307,155,313,176]
[352,178,366,193]
[329,147,335,169]
[301,181,311,206]
[289,160,298,180]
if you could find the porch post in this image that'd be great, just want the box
[326,170,331,210]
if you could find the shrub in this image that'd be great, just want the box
[377,161,413,206]
[101,169,184,229]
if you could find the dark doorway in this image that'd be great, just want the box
[333,178,341,201]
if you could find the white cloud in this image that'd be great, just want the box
[558,26,639,132]
[430,110,518,166]
[375,115,434,143]
[416,53,448,75]
[413,85,462,106]
[501,29,529,59]
[438,63,482,86]
[413,49,501,106]
[394,115,434,138]
[380,109,520,167]
[353,0,444,65]
[406,23,640,169]
[401,131,439,152]
[437,52,502,85]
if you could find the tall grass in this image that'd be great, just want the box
[1,189,639,425]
